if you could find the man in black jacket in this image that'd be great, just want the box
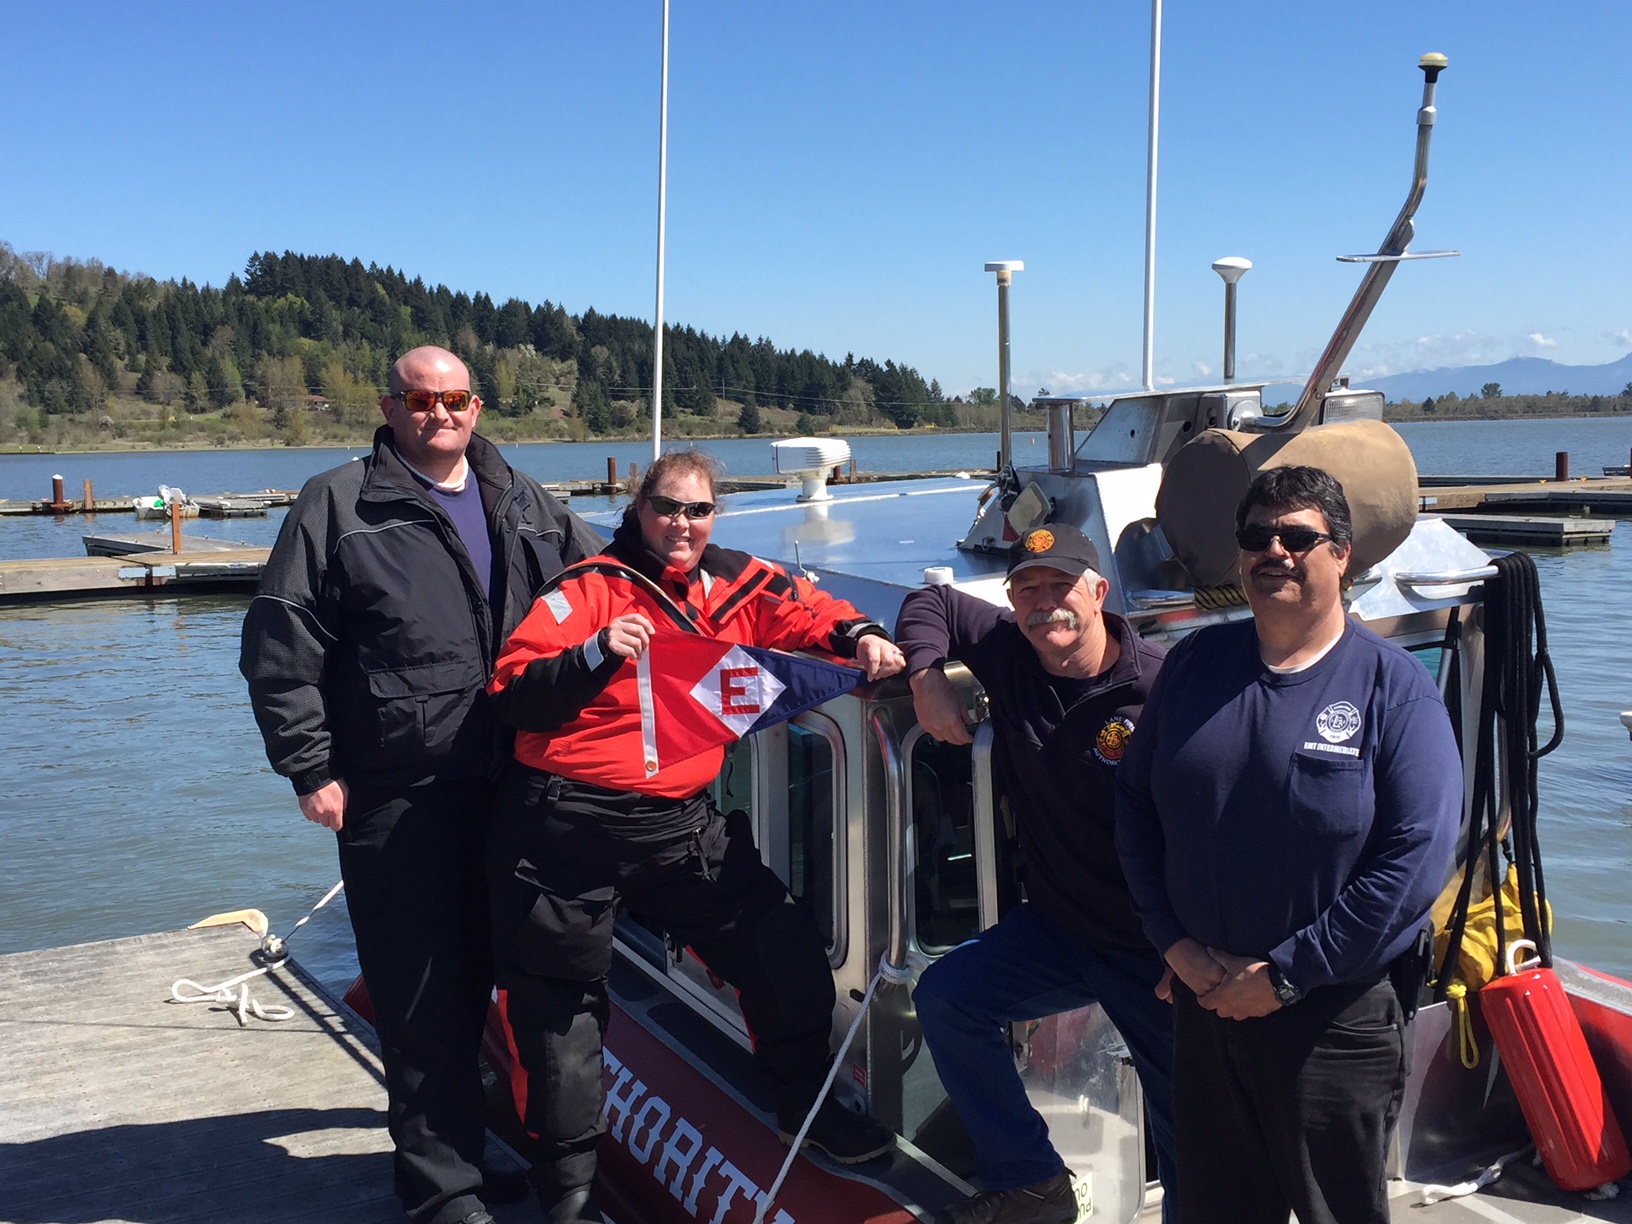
[240,345,602,1224]
[897,524,1174,1224]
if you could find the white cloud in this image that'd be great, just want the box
[1602,328,1632,349]
[1194,361,1213,378]
[1019,368,1140,395]
[1528,332,1558,349]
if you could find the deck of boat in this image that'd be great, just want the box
[0,926,532,1224]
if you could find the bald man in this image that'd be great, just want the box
[242,346,603,1224]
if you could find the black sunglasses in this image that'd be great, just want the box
[647,494,717,519]
[1235,524,1334,553]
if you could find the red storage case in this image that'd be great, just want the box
[1481,946,1632,1192]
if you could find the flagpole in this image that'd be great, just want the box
[651,0,671,463]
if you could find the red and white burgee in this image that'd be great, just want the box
[634,633,865,777]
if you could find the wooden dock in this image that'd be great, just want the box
[0,480,623,517]
[1436,513,1615,546]
[0,925,531,1224]
[0,548,270,603]
[1418,476,1632,514]
[0,490,301,518]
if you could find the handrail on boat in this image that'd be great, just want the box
[1394,565,1498,587]
[868,709,910,976]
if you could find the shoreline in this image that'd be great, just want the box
[5,408,1630,456]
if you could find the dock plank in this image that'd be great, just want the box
[0,549,269,603]
[0,927,531,1224]
[1437,513,1615,546]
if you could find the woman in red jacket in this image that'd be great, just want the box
[486,450,904,1222]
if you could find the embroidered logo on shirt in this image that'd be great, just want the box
[1094,716,1135,765]
[1315,700,1362,743]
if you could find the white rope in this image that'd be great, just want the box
[170,879,345,1026]
[1416,1145,1532,1205]
[752,952,907,1224]
[171,965,295,1024]
[259,878,346,963]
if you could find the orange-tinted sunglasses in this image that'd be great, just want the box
[395,389,474,414]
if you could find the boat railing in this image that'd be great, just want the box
[868,709,911,976]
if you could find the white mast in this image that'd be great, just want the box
[651,0,671,462]
[1141,0,1163,391]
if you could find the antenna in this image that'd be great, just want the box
[1141,0,1164,390]
[650,0,671,463]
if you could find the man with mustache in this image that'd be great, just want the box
[896,523,1174,1224]
[1116,465,1461,1224]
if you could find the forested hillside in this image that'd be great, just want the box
[0,243,994,448]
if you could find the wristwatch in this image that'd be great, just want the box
[1266,962,1303,1006]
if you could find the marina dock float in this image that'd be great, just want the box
[82,530,253,557]
[0,490,301,517]
[0,479,624,517]
[1436,513,1615,547]
[0,548,270,603]
[0,925,531,1224]
[1418,476,1632,514]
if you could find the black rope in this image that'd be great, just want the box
[1433,550,1562,998]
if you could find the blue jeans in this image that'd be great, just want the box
[914,903,1177,1218]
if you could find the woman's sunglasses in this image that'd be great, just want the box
[1235,525,1334,553]
[647,495,717,519]
[395,389,473,414]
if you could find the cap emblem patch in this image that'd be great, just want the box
[1024,528,1056,553]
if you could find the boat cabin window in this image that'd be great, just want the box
[908,728,981,953]
[786,718,840,952]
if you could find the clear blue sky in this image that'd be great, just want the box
[7,1,1629,398]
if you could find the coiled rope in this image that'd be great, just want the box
[1434,550,1563,998]
[170,879,346,1025]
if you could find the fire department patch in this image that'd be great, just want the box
[1094,716,1135,765]
[1316,700,1362,744]
[1024,528,1056,553]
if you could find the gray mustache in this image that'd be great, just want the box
[1026,609,1080,630]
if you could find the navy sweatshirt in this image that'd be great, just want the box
[897,585,1166,953]
[1115,618,1462,994]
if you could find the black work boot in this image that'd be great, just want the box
[530,1147,602,1223]
[937,1170,1078,1224]
[778,1095,896,1164]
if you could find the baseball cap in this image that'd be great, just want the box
[1006,523,1102,581]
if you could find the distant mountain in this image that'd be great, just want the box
[1363,353,1632,401]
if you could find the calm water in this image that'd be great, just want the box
[2,418,1629,987]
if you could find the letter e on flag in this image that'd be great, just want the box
[694,646,786,737]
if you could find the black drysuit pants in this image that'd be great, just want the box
[338,780,494,1224]
[488,764,835,1176]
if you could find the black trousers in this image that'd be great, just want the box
[339,780,494,1224]
[1171,976,1407,1224]
[488,765,835,1176]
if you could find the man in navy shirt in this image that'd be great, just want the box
[898,524,1174,1224]
[1116,465,1461,1224]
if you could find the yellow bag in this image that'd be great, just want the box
[1431,862,1552,1068]
[1432,861,1553,993]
